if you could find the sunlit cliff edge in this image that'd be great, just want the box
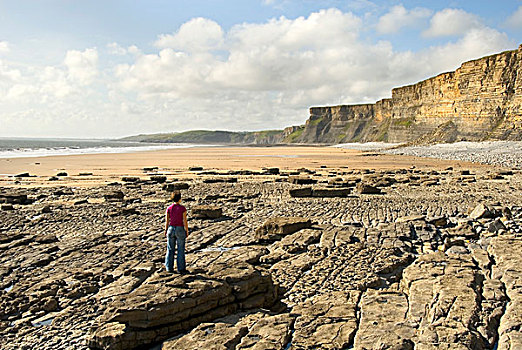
[123,44,522,145]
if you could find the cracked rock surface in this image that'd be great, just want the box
[0,166,521,349]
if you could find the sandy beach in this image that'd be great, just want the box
[0,145,489,187]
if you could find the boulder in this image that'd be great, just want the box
[1,204,14,211]
[54,188,74,196]
[56,172,68,176]
[289,187,350,198]
[14,172,31,178]
[104,190,125,202]
[289,187,313,198]
[289,176,317,185]
[149,176,167,183]
[469,204,496,220]
[264,167,280,175]
[311,188,351,197]
[163,182,190,192]
[203,177,238,184]
[0,192,28,204]
[488,219,506,233]
[355,183,382,195]
[193,205,223,219]
[121,176,140,183]
[427,216,448,227]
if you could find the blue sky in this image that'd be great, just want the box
[0,0,521,137]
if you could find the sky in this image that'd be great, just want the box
[1,0,522,138]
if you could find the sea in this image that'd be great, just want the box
[0,137,200,158]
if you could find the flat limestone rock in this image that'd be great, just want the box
[260,228,322,263]
[354,290,415,350]
[293,291,360,349]
[236,313,294,349]
[255,217,313,242]
[400,252,485,349]
[162,320,249,350]
[88,258,279,350]
[192,205,223,219]
[488,235,522,350]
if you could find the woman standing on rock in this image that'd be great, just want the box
[164,191,189,273]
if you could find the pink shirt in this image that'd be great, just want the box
[167,203,186,227]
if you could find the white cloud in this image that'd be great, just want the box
[0,41,10,54]
[64,48,99,85]
[506,6,522,29]
[0,8,517,138]
[377,5,432,34]
[423,8,483,37]
[155,17,224,52]
[107,42,127,56]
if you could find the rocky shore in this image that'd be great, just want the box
[1,159,521,349]
[382,141,522,169]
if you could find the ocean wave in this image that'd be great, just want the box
[0,143,208,158]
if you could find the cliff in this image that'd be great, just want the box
[123,45,521,145]
[292,44,522,144]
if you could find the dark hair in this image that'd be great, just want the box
[171,191,181,202]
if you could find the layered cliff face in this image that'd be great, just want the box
[292,45,522,144]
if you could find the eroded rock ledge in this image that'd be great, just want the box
[1,167,522,349]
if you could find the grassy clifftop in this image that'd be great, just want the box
[119,129,284,144]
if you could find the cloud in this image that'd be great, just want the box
[506,6,522,29]
[0,8,517,138]
[64,48,99,85]
[423,8,483,37]
[0,41,9,54]
[111,8,513,135]
[376,5,432,34]
[107,42,128,56]
[154,17,224,52]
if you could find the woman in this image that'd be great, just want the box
[164,191,189,273]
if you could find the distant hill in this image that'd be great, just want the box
[119,129,285,144]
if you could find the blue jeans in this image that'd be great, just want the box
[165,226,186,272]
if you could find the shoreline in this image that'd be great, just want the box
[0,145,494,188]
